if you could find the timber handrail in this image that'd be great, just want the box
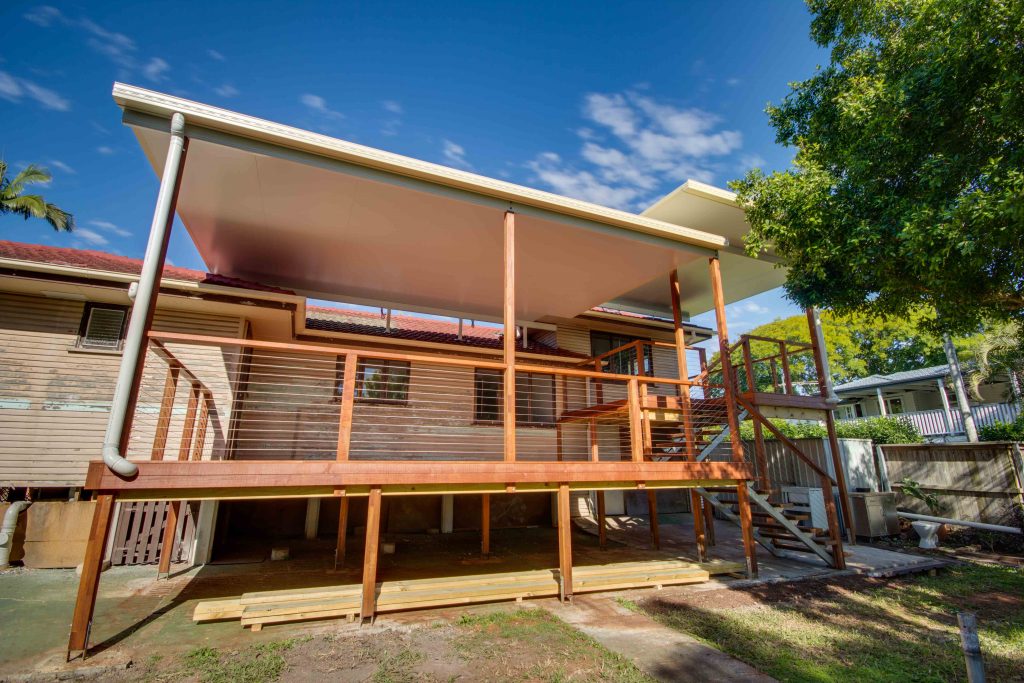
[148,331,699,386]
[149,338,210,392]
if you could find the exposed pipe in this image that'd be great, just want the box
[898,511,1022,535]
[101,112,188,477]
[0,501,31,568]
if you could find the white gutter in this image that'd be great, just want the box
[101,112,188,477]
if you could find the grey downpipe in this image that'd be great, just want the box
[899,511,1022,535]
[101,112,187,477]
[0,501,31,567]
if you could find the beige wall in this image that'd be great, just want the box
[0,291,241,487]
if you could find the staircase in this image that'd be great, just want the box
[645,396,844,568]
[695,485,839,566]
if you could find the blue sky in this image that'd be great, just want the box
[0,1,826,334]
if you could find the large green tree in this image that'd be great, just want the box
[0,161,74,231]
[732,309,980,389]
[732,0,1024,338]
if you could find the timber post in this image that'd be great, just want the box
[557,483,573,602]
[646,490,660,550]
[360,486,383,623]
[596,490,607,549]
[156,500,181,579]
[503,210,516,462]
[690,490,707,561]
[335,496,349,569]
[481,493,491,556]
[735,484,758,578]
[806,307,855,545]
[67,494,115,661]
[708,257,744,463]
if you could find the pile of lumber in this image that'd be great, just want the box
[193,558,738,631]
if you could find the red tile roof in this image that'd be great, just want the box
[0,241,582,357]
[306,306,583,357]
[0,240,295,294]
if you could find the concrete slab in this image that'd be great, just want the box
[549,595,777,683]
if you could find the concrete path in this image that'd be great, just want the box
[548,595,777,683]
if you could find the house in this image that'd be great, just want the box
[0,240,714,563]
[834,365,1021,439]
[45,83,855,659]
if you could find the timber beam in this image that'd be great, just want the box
[84,461,754,501]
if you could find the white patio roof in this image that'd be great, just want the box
[114,84,782,322]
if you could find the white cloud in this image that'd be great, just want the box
[382,100,403,114]
[738,153,765,172]
[88,220,131,237]
[214,84,239,97]
[300,93,344,120]
[142,57,170,82]
[442,139,471,169]
[526,91,742,210]
[23,5,62,26]
[23,7,166,81]
[0,70,70,111]
[526,152,641,209]
[79,18,137,68]
[97,146,115,155]
[49,160,75,174]
[726,77,742,87]
[207,49,225,61]
[74,228,108,246]
[0,71,22,100]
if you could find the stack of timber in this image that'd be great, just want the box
[193,558,740,630]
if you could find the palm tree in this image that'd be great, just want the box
[966,320,1023,404]
[0,161,74,231]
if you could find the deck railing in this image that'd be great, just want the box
[838,402,1021,437]
[126,331,742,466]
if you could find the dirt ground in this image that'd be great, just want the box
[102,607,651,683]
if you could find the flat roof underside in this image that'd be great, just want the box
[118,84,783,320]
[131,122,710,322]
[642,182,787,315]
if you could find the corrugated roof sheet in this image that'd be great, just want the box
[834,365,949,393]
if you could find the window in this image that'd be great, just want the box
[335,357,410,404]
[885,397,905,415]
[474,369,556,427]
[840,403,864,419]
[590,330,653,376]
[77,303,128,350]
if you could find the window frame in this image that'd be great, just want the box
[76,302,129,351]
[589,330,654,377]
[334,356,411,406]
[473,368,557,428]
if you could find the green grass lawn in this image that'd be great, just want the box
[640,562,1024,683]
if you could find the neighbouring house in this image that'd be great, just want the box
[17,84,857,659]
[834,365,1021,440]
